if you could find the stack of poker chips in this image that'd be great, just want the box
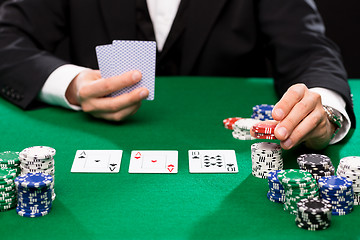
[19,146,56,200]
[267,170,285,203]
[297,154,335,181]
[0,151,21,175]
[277,169,319,215]
[251,142,283,179]
[251,104,274,120]
[296,198,332,231]
[336,156,360,205]
[251,121,278,140]
[318,176,354,215]
[0,168,17,211]
[223,117,243,130]
[232,118,260,140]
[15,173,53,217]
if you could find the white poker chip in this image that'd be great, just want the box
[233,118,261,131]
[19,146,56,160]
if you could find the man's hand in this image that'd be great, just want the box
[272,83,336,150]
[65,69,149,121]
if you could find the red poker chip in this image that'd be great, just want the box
[252,121,278,134]
[223,117,242,130]
[254,132,277,140]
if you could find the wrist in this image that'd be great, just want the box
[323,105,343,140]
[65,73,81,106]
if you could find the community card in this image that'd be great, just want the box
[71,150,123,173]
[95,44,114,78]
[188,150,238,173]
[129,150,178,173]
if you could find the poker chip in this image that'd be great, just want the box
[251,142,283,179]
[267,170,285,203]
[14,173,53,218]
[0,168,17,212]
[0,152,21,174]
[277,169,319,215]
[232,118,260,141]
[318,176,354,215]
[19,146,56,160]
[251,120,278,140]
[252,121,277,134]
[223,117,243,130]
[253,132,277,140]
[251,104,274,120]
[297,154,334,181]
[295,198,332,231]
[19,146,56,201]
[336,156,360,205]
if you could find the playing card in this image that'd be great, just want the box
[129,150,178,173]
[188,150,238,173]
[71,150,123,173]
[95,44,114,78]
[110,40,156,100]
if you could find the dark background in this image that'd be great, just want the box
[0,0,359,77]
[315,0,360,78]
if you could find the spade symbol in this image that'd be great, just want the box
[109,163,117,172]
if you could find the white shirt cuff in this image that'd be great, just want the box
[309,87,351,144]
[38,64,88,111]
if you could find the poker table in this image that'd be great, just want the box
[1,77,360,240]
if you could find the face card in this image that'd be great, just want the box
[129,150,178,173]
[95,44,114,78]
[188,150,238,173]
[71,150,123,173]
[110,40,156,100]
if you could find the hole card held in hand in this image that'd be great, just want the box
[95,40,156,100]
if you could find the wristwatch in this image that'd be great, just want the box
[323,105,343,139]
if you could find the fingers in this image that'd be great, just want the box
[79,70,142,99]
[91,102,142,121]
[72,69,149,122]
[279,107,327,149]
[81,87,148,113]
[273,84,330,149]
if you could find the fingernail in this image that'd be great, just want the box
[276,126,288,138]
[132,71,141,81]
[139,90,148,99]
[273,108,284,119]
[283,138,293,149]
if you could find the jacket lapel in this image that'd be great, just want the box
[180,0,228,74]
[98,0,137,41]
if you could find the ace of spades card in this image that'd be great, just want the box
[71,150,123,173]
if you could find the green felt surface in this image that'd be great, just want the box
[0,77,359,240]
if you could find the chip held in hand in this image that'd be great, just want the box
[251,120,278,140]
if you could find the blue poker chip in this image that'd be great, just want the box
[18,192,52,200]
[267,191,285,203]
[251,114,273,120]
[252,104,274,113]
[17,197,52,205]
[268,170,281,182]
[331,209,353,216]
[15,173,53,189]
[318,176,352,191]
[16,207,50,217]
[17,204,52,213]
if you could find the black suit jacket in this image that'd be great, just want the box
[0,0,355,126]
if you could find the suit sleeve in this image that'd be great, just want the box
[0,0,69,109]
[258,0,356,127]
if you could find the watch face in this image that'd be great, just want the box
[323,106,343,129]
